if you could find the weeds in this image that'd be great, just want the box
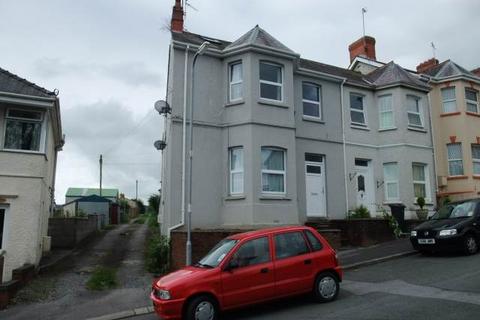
[86,266,117,290]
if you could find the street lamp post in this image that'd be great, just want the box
[186,41,210,266]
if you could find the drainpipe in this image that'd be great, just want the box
[168,45,190,236]
[340,79,349,217]
[426,92,439,202]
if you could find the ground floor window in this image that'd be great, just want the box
[0,208,5,248]
[412,163,428,199]
[472,144,480,175]
[383,163,399,201]
[261,147,285,193]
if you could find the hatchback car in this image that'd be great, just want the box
[410,199,480,255]
[151,226,342,320]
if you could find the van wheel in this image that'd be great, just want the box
[185,295,217,320]
[314,272,339,303]
[464,235,478,255]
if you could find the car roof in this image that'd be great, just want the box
[228,225,310,240]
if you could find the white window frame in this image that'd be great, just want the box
[472,144,480,175]
[3,108,46,153]
[406,95,424,128]
[447,143,464,176]
[378,94,394,130]
[229,61,243,102]
[441,87,457,113]
[350,93,367,126]
[0,205,8,251]
[465,88,479,114]
[302,82,322,120]
[261,147,286,195]
[259,61,283,102]
[383,162,399,201]
[229,147,244,195]
[412,163,430,201]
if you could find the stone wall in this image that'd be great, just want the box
[329,219,395,247]
[48,215,98,249]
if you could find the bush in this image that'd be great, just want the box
[350,205,371,218]
[416,197,426,209]
[86,266,117,290]
[146,233,170,275]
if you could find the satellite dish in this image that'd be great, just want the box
[154,100,171,114]
[154,140,167,150]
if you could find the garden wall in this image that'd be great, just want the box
[48,215,98,249]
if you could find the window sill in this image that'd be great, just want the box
[259,195,291,201]
[447,175,468,180]
[224,195,246,201]
[407,126,427,133]
[466,111,480,118]
[378,127,397,132]
[258,99,289,108]
[440,111,461,117]
[350,124,370,131]
[472,175,480,180]
[302,115,324,123]
[225,100,245,107]
[0,149,47,159]
[383,200,402,205]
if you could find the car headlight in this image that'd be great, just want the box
[439,229,457,237]
[155,289,171,300]
[411,231,417,237]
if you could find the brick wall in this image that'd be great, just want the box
[329,219,395,247]
[48,215,98,249]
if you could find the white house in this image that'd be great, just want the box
[0,67,63,283]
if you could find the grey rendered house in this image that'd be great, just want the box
[159,7,436,235]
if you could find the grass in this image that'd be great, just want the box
[102,224,116,230]
[12,276,57,303]
[134,215,147,224]
[86,266,118,290]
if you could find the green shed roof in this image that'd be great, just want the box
[66,187,119,198]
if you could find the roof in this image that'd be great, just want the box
[66,188,119,198]
[224,25,295,55]
[298,58,370,86]
[75,195,112,203]
[0,67,56,98]
[365,61,430,91]
[422,60,480,80]
[228,225,312,240]
[171,31,231,50]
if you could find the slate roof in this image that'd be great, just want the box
[224,25,295,54]
[171,31,231,51]
[66,187,119,198]
[365,61,430,90]
[0,67,55,98]
[298,59,371,87]
[422,60,480,80]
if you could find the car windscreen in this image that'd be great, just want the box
[197,239,238,268]
[431,201,477,219]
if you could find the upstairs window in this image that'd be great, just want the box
[378,95,394,129]
[261,147,285,194]
[229,147,244,195]
[465,89,479,113]
[441,87,457,113]
[4,109,43,152]
[412,163,428,199]
[350,93,366,125]
[229,62,243,101]
[407,96,423,127]
[472,144,480,175]
[447,143,464,176]
[302,83,321,119]
[259,62,282,101]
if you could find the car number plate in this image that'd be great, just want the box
[418,238,435,244]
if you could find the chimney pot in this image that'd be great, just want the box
[416,58,439,74]
[472,67,480,77]
[171,0,184,33]
[348,36,376,63]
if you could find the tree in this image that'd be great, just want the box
[136,199,146,215]
[148,194,160,213]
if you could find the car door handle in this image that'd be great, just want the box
[304,259,312,265]
[260,268,269,273]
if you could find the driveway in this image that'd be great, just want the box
[0,221,154,320]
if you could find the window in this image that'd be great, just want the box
[229,147,244,194]
[261,147,285,193]
[383,163,399,201]
[274,232,309,259]
[447,143,464,176]
[230,237,270,268]
[259,62,282,101]
[305,153,323,163]
[302,83,321,118]
[441,87,457,113]
[350,93,366,125]
[412,164,428,199]
[4,109,43,151]
[304,230,323,251]
[407,96,423,127]
[465,89,479,113]
[229,62,243,101]
[355,159,369,167]
[472,145,480,175]
[378,95,394,129]
[0,208,5,248]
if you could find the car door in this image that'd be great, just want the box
[273,231,315,297]
[220,236,275,309]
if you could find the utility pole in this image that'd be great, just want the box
[99,154,103,197]
[135,179,138,201]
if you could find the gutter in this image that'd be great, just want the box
[340,78,349,216]
[426,92,439,198]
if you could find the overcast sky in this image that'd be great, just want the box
[1,0,478,203]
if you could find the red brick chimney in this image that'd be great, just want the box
[416,58,439,74]
[472,67,480,77]
[348,36,376,62]
[171,0,184,33]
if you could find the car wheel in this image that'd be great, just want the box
[464,234,478,255]
[314,272,339,303]
[185,295,217,320]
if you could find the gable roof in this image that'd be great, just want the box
[0,67,56,98]
[224,25,296,55]
[422,60,480,81]
[66,187,119,198]
[365,61,430,91]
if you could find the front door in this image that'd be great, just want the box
[354,159,376,214]
[0,207,5,283]
[306,158,326,218]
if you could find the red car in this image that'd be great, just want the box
[151,226,342,320]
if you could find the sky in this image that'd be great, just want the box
[1,0,479,204]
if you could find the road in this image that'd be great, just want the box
[136,252,480,320]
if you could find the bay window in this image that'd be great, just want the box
[383,162,399,201]
[407,96,423,127]
[261,147,285,194]
[378,95,394,129]
[259,62,282,101]
[441,87,457,113]
[465,89,479,113]
[229,62,243,101]
[472,144,480,175]
[229,147,244,194]
[412,164,428,199]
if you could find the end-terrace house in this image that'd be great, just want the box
[159,1,436,235]
[0,67,63,283]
